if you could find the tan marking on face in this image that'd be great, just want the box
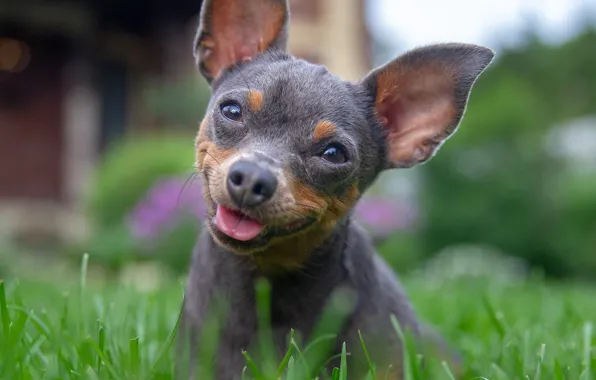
[195,118,237,169]
[195,117,239,215]
[195,118,209,168]
[247,90,264,112]
[313,120,337,142]
[249,178,360,273]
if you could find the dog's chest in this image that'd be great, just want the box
[213,273,347,379]
[226,270,345,340]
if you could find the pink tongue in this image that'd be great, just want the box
[215,205,265,241]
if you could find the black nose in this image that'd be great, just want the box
[226,160,278,208]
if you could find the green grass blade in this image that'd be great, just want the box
[390,315,414,380]
[276,337,294,378]
[482,295,506,338]
[290,330,311,380]
[85,366,100,380]
[286,356,296,380]
[533,343,545,380]
[86,337,122,380]
[149,305,183,376]
[358,330,376,377]
[300,286,355,378]
[96,323,105,374]
[491,363,511,380]
[242,349,264,380]
[0,281,9,339]
[79,253,89,335]
[442,360,457,380]
[130,337,140,377]
[255,278,277,376]
[331,367,340,380]
[580,321,593,380]
[339,342,347,380]
[7,305,51,337]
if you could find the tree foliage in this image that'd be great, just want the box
[416,27,596,278]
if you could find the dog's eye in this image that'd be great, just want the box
[321,144,347,164]
[220,102,243,122]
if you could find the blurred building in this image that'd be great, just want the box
[288,0,372,81]
[0,0,372,245]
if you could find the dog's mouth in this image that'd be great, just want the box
[213,205,265,241]
[199,172,319,252]
[207,203,317,252]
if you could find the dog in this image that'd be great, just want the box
[178,0,494,378]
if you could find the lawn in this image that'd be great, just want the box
[0,255,595,380]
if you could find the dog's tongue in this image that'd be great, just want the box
[215,205,264,241]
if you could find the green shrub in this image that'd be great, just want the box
[87,133,195,229]
[142,76,210,130]
[84,224,139,272]
[377,232,424,273]
[78,217,198,275]
[551,170,596,278]
[413,28,596,279]
[151,215,200,274]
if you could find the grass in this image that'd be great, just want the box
[0,254,595,379]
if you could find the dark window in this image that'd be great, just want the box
[99,60,128,151]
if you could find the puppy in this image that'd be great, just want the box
[178,0,494,378]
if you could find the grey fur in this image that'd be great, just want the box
[179,220,419,379]
[179,1,494,379]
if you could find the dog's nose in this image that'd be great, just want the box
[226,160,278,208]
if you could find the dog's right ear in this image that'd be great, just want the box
[360,43,494,169]
[194,0,290,84]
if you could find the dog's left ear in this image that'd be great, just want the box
[194,0,290,84]
[361,43,494,169]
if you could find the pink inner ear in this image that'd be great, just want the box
[201,0,285,80]
[375,64,459,167]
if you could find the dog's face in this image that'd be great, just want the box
[194,0,494,266]
[196,57,370,257]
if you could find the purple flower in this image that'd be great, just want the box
[127,176,206,246]
[354,196,417,235]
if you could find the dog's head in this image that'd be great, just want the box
[194,0,494,267]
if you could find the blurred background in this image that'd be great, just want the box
[1,0,596,287]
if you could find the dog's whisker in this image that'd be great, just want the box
[294,202,319,211]
[204,151,222,165]
[176,172,200,210]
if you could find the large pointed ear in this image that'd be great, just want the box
[194,0,290,84]
[361,43,494,169]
